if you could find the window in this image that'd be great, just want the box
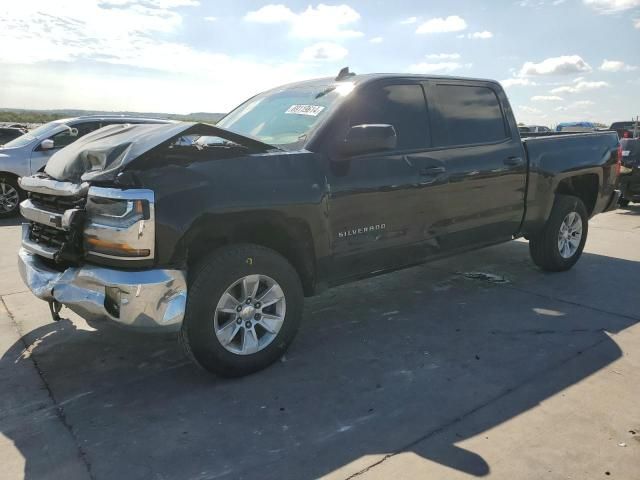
[52,122,102,148]
[348,84,429,150]
[431,84,508,147]
[217,85,348,148]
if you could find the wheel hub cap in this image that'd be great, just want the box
[239,305,256,320]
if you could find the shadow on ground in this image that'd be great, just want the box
[1,241,638,479]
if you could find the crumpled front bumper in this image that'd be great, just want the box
[18,248,187,331]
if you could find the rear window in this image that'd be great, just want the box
[430,84,508,147]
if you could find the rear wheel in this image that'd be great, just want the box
[0,175,23,218]
[180,244,304,377]
[529,195,588,272]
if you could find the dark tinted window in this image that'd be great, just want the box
[431,84,507,147]
[349,84,429,150]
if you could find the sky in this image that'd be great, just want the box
[0,0,639,126]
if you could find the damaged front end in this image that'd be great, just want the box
[18,122,267,330]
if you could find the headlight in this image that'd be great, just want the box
[86,197,149,228]
[84,187,155,261]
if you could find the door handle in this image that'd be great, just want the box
[419,166,446,176]
[504,156,524,166]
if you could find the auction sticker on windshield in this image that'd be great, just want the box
[285,105,325,116]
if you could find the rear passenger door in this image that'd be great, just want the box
[419,81,527,250]
[326,81,431,282]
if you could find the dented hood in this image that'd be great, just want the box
[44,122,275,183]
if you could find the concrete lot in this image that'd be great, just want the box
[0,207,639,480]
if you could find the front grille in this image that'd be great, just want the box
[29,191,86,214]
[29,222,72,249]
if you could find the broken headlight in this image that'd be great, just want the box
[84,187,155,261]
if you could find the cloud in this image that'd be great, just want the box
[0,0,199,65]
[551,80,609,93]
[532,95,564,101]
[407,62,469,74]
[599,59,638,71]
[400,16,418,24]
[518,55,592,76]
[204,16,217,22]
[501,78,538,87]
[518,105,544,114]
[635,18,640,28]
[583,0,640,13]
[519,0,567,6]
[467,31,493,39]
[244,4,363,39]
[369,36,383,44]
[300,42,348,61]
[425,53,461,60]
[0,0,324,113]
[554,100,595,111]
[416,16,467,34]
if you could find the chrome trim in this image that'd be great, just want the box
[18,176,89,197]
[20,199,65,230]
[18,248,187,330]
[87,186,154,201]
[21,224,57,259]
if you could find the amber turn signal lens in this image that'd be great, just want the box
[86,237,150,257]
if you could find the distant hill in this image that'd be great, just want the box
[0,108,226,125]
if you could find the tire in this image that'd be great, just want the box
[0,175,24,218]
[618,198,630,208]
[529,194,588,272]
[180,244,304,377]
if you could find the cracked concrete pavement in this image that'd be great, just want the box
[0,205,639,480]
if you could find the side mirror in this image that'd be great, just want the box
[40,139,55,150]
[340,124,397,157]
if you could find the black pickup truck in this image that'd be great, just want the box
[17,71,621,376]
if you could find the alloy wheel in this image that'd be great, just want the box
[213,274,286,355]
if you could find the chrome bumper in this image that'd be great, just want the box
[18,248,187,331]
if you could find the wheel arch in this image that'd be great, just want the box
[554,173,600,217]
[179,211,317,296]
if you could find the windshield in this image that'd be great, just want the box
[216,83,354,148]
[1,121,66,148]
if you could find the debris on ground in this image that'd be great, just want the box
[461,272,510,284]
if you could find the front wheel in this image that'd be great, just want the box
[180,244,304,377]
[528,194,588,272]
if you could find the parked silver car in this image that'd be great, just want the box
[0,115,173,217]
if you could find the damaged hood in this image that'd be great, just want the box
[44,122,276,183]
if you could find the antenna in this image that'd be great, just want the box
[335,67,355,81]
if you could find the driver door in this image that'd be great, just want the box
[326,81,432,283]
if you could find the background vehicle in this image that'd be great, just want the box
[17,72,621,377]
[0,115,173,217]
[618,137,640,206]
[610,121,639,139]
[518,125,551,134]
[0,127,27,145]
[556,122,598,133]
